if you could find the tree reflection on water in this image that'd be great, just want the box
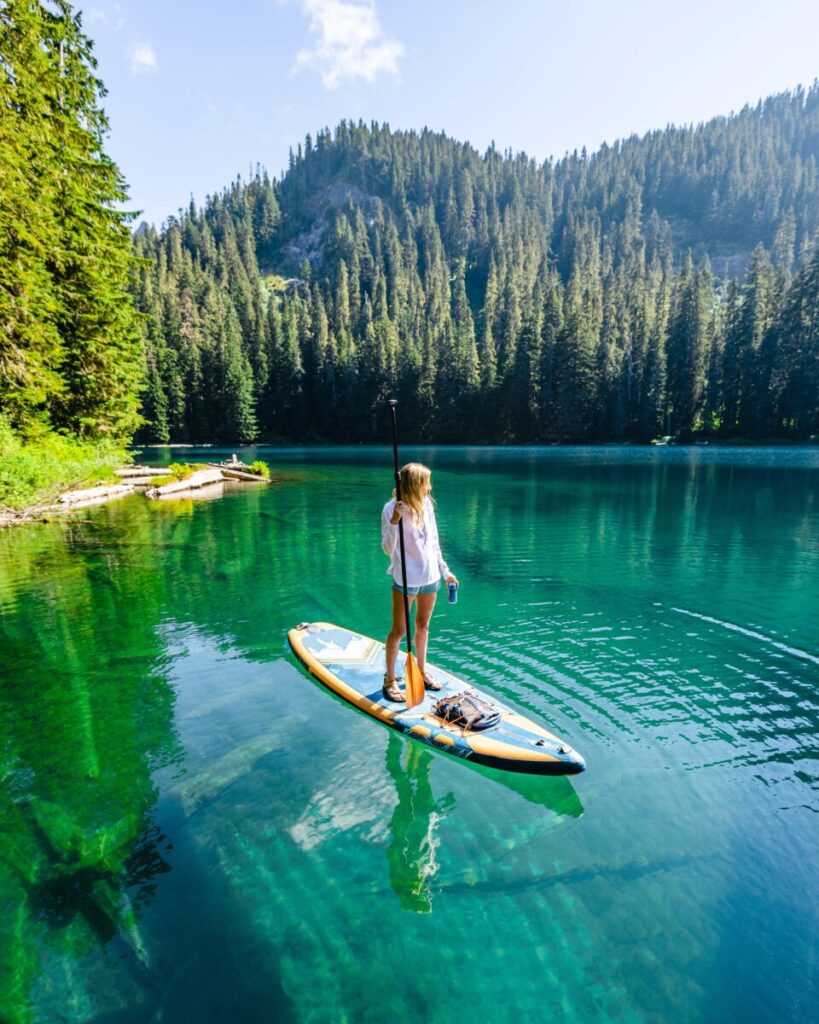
[0,512,181,1023]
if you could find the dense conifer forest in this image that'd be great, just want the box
[133,92,819,444]
[1,0,818,455]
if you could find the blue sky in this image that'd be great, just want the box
[83,0,819,227]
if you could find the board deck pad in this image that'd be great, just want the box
[288,622,586,776]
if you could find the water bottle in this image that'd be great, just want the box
[448,581,458,604]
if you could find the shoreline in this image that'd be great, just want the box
[0,463,271,530]
[131,438,818,450]
[0,502,64,529]
[0,485,136,530]
[4,441,815,529]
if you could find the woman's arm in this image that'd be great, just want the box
[381,501,399,557]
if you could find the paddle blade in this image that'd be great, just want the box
[405,652,425,709]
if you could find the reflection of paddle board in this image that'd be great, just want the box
[288,622,586,776]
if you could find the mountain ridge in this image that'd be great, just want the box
[263,83,819,281]
[131,83,819,445]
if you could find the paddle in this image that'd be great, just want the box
[388,399,425,709]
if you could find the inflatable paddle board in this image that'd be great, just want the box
[288,622,586,776]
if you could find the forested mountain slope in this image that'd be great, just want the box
[133,86,819,444]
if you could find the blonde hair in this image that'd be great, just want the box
[393,462,433,524]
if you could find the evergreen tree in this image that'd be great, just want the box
[736,245,778,434]
[0,0,143,437]
[666,253,712,435]
[0,0,64,428]
[640,275,670,439]
[769,241,819,436]
[554,268,599,439]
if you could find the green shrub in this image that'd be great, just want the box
[0,415,127,510]
[167,463,195,481]
[249,460,271,479]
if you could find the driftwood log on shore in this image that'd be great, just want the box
[59,483,134,508]
[115,466,172,479]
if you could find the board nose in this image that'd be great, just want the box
[561,748,586,773]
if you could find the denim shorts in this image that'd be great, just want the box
[392,579,441,596]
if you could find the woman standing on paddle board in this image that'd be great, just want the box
[381,463,458,702]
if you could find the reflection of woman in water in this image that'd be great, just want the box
[385,734,454,914]
[383,733,584,913]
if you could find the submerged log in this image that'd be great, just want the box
[146,468,224,498]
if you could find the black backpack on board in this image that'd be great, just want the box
[433,691,501,732]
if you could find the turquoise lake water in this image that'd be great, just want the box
[1,446,817,1023]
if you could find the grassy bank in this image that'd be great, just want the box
[0,416,127,513]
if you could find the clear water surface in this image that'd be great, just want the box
[1,446,817,1023]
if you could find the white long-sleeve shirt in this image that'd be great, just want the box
[381,496,450,587]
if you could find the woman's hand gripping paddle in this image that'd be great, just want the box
[388,400,425,709]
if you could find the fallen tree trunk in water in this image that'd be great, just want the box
[146,468,224,498]
[205,463,271,483]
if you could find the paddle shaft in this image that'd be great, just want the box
[388,400,414,659]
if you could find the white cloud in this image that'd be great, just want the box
[293,0,403,89]
[129,41,157,75]
[86,4,125,30]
